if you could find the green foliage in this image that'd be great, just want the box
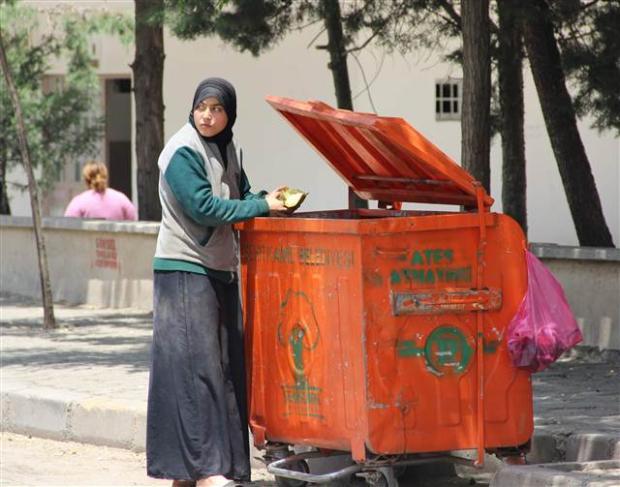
[161,0,617,134]
[164,0,297,56]
[215,0,298,56]
[162,0,219,39]
[0,3,133,190]
[163,0,435,57]
[552,0,620,134]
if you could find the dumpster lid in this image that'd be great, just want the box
[266,96,493,207]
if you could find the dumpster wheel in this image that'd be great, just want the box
[360,467,398,487]
[274,459,309,487]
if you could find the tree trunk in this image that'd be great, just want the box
[321,0,367,210]
[321,0,353,111]
[0,31,56,329]
[132,0,164,221]
[461,0,491,193]
[521,0,614,247]
[0,149,11,215]
[497,0,527,234]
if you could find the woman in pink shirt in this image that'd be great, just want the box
[64,161,137,221]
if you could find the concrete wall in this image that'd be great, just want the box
[1,217,619,349]
[0,216,157,310]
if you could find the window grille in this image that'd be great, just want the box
[435,78,462,121]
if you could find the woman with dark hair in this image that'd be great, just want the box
[147,77,286,487]
[63,161,137,220]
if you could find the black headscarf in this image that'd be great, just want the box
[188,77,237,166]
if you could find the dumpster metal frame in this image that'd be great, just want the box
[265,449,478,486]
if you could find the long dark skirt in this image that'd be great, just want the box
[146,271,250,481]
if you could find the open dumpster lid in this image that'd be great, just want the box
[266,96,494,208]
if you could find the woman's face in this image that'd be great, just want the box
[193,97,228,137]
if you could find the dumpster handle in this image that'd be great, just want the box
[474,184,488,467]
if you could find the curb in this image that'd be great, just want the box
[1,388,145,452]
[490,460,620,487]
[1,388,265,468]
[529,432,620,464]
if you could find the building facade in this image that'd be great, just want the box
[9,0,619,247]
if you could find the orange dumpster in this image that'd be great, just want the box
[237,97,532,486]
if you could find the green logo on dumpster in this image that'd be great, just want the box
[398,327,497,372]
[277,290,323,419]
[424,326,473,376]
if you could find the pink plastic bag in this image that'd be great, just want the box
[507,250,583,372]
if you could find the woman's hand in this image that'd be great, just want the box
[265,186,288,212]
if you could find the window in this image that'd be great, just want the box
[435,78,462,121]
[112,78,131,93]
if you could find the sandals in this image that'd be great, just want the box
[172,479,242,487]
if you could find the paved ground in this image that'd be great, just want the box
[1,292,619,486]
[1,432,169,487]
[532,348,619,438]
[1,432,496,487]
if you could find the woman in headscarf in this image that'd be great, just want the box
[147,77,286,487]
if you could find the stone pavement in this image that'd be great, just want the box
[1,292,619,486]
